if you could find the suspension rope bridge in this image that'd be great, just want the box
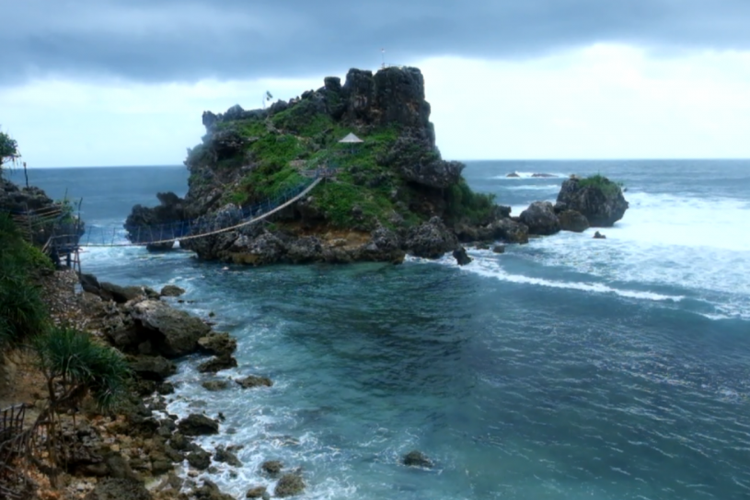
[5,171,330,260]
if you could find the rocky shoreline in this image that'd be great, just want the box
[2,268,312,500]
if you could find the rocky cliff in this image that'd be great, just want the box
[127,66,529,265]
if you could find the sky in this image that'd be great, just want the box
[2,0,750,167]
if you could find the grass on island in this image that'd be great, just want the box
[577,174,624,197]
[190,105,499,230]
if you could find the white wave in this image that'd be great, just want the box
[493,171,567,179]
[448,254,684,302]
[501,184,560,191]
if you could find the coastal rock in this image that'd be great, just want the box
[128,299,211,358]
[160,284,185,297]
[99,282,148,304]
[403,450,433,468]
[198,355,238,373]
[519,201,560,236]
[492,244,505,254]
[188,448,212,470]
[197,332,237,357]
[127,355,176,382]
[214,446,242,467]
[556,177,628,227]
[202,380,230,391]
[275,473,305,497]
[178,414,219,436]
[192,479,235,500]
[593,231,607,239]
[558,210,590,233]
[83,478,152,500]
[261,460,283,476]
[453,247,472,266]
[246,486,267,498]
[124,192,188,249]
[405,216,458,258]
[237,375,273,389]
[506,172,520,178]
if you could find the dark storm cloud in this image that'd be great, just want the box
[2,0,749,85]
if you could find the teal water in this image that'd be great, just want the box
[11,161,750,499]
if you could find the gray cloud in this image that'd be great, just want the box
[2,0,750,85]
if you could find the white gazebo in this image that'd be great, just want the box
[338,133,364,144]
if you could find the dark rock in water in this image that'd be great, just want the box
[519,201,560,236]
[556,177,628,227]
[593,231,607,239]
[178,414,219,436]
[453,247,472,266]
[124,191,188,250]
[187,447,212,470]
[214,445,242,467]
[274,473,305,497]
[237,375,273,389]
[198,355,238,373]
[506,172,520,178]
[246,486,267,498]
[403,450,433,468]
[198,332,237,357]
[84,478,152,500]
[128,299,211,358]
[202,380,230,392]
[492,245,506,254]
[157,382,175,395]
[261,460,283,476]
[405,216,458,258]
[160,284,185,297]
[558,210,590,233]
[192,479,235,500]
[128,355,176,382]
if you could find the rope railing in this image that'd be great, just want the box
[43,172,327,248]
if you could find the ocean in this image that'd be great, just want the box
[8,160,750,499]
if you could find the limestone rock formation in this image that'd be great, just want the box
[128,65,538,265]
[558,209,590,233]
[555,176,628,227]
[519,201,560,236]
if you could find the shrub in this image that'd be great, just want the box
[0,130,19,176]
[33,327,130,411]
[445,180,497,225]
[0,214,50,345]
[577,174,624,197]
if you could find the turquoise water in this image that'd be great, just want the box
[12,161,750,499]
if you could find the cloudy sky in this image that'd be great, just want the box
[2,0,750,167]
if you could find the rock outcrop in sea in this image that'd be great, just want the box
[126,66,528,265]
[554,175,629,227]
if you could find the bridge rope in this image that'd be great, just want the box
[45,175,324,248]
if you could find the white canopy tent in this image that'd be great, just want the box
[338,133,364,144]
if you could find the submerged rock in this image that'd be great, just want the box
[237,375,273,389]
[160,284,185,297]
[214,446,242,467]
[202,380,230,392]
[274,473,305,497]
[403,450,433,468]
[593,231,607,239]
[260,460,283,476]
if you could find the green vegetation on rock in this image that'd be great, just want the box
[577,174,624,197]
[0,213,51,345]
[0,129,19,175]
[33,326,131,411]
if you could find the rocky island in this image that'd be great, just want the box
[126,66,532,265]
